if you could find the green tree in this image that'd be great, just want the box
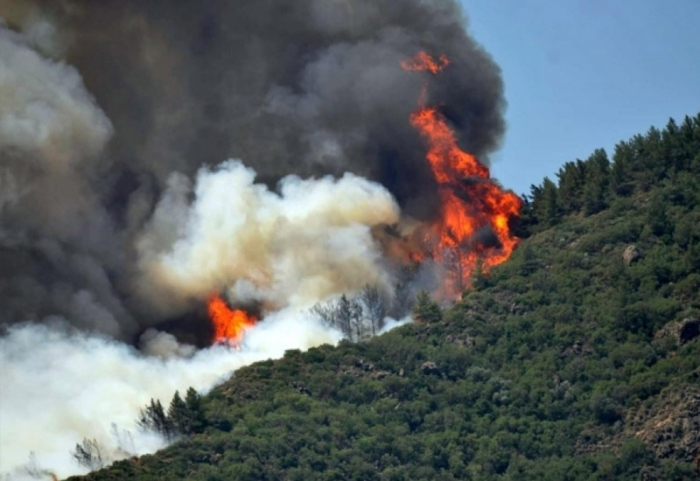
[137,399,173,439]
[556,160,586,213]
[413,291,442,324]
[611,141,634,195]
[647,192,672,237]
[167,391,191,435]
[530,177,560,227]
[185,387,206,434]
[581,149,610,215]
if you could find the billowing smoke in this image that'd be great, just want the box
[0,0,503,337]
[0,0,506,478]
[134,161,399,319]
[0,21,135,338]
[0,316,342,480]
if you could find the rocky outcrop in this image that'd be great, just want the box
[370,370,390,380]
[292,381,311,396]
[445,333,475,348]
[623,245,642,265]
[338,357,392,380]
[654,317,700,347]
[627,385,700,464]
[679,318,700,345]
[420,361,442,377]
[575,385,700,470]
[561,340,593,358]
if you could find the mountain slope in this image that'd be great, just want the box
[73,114,700,480]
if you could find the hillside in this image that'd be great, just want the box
[73,114,700,480]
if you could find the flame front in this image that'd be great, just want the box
[403,52,523,295]
[207,294,257,345]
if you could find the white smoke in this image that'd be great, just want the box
[0,312,343,480]
[378,315,412,334]
[134,160,401,318]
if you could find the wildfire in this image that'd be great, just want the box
[400,51,450,74]
[402,51,522,295]
[207,294,257,345]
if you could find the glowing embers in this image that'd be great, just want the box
[207,294,257,346]
[402,52,522,295]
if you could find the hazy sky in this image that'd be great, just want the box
[460,0,700,196]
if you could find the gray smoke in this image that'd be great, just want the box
[0,0,504,339]
[0,3,505,477]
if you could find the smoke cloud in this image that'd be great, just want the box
[0,316,342,479]
[134,161,399,319]
[0,0,504,337]
[0,0,505,477]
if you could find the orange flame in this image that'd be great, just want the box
[207,294,257,345]
[403,52,522,296]
[400,51,450,74]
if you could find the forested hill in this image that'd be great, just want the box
[74,114,700,481]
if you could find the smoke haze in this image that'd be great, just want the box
[0,0,506,477]
[0,316,342,479]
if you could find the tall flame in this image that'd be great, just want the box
[207,294,257,345]
[403,52,522,296]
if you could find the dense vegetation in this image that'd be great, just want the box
[74,114,700,480]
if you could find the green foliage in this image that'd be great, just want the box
[522,113,700,234]
[528,177,560,228]
[184,387,207,433]
[589,394,621,425]
[166,388,207,436]
[412,291,442,324]
[581,149,610,215]
[167,391,189,434]
[137,399,173,440]
[139,388,207,442]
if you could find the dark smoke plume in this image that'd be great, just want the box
[0,0,504,339]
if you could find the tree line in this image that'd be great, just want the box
[522,114,700,232]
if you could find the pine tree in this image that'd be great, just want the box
[312,294,364,340]
[138,399,173,439]
[71,438,105,470]
[359,284,386,336]
[185,387,206,434]
[611,141,633,195]
[413,291,442,324]
[582,149,610,215]
[167,391,190,435]
[530,177,560,227]
[556,160,586,213]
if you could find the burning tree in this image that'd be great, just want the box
[402,52,522,297]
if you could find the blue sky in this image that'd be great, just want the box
[460,0,700,196]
